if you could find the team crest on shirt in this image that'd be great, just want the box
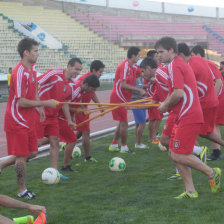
[174,140,180,149]
[63,85,67,92]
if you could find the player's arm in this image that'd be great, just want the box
[0,215,15,224]
[158,88,183,113]
[36,82,45,122]
[62,104,75,129]
[18,98,57,109]
[214,78,222,95]
[0,195,46,213]
[121,81,146,96]
[92,93,104,113]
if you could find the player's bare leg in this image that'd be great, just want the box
[48,135,59,169]
[63,142,76,167]
[15,156,27,194]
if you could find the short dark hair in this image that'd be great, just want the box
[127,46,140,59]
[191,45,205,57]
[155,36,177,53]
[140,57,158,69]
[147,50,157,58]
[17,38,39,58]
[221,61,224,65]
[178,43,191,56]
[83,74,100,88]
[90,60,105,72]
[68,58,82,67]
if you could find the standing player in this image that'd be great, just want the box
[146,50,164,143]
[109,47,146,153]
[155,37,221,198]
[74,60,105,162]
[4,38,57,199]
[191,45,224,160]
[36,58,82,172]
[59,74,100,170]
[131,71,147,149]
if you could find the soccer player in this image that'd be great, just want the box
[191,45,224,160]
[36,58,82,171]
[74,60,105,162]
[0,194,46,224]
[155,37,221,199]
[109,47,146,153]
[59,74,100,171]
[131,70,147,149]
[4,38,57,199]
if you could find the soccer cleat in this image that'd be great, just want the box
[167,173,182,180]
[174,191,198,199]
[13,215,34,224]
[84,157,98,162]
[151,138,160,144]
[120,147,133,154]
[18,190,36,200]
[60,143,67,151]
[208,168,221,193]
[156,133,162,138]
[61,165,77,172]
[135,143,148,149]
[109,145,120,152]
[60,173,69,180]
[207,151,222,161]
[200,146,208,164]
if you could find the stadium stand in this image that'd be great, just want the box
[0,12,73,74]
[70,11,208,47]
[0,1,126,74]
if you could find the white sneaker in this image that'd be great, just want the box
[135,144,148,149]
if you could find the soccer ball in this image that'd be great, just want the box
[158,142,168,152]
[72,146,81,158]
[41,168,60,184]
[109,157,126,172]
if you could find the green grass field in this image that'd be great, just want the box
[1,126,224,224]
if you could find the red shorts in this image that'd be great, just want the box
[216,105,224,125]
[170,122,201,154]
[36,115,59,138]
[148,108,163,121]
[162,113,177,137]
[199,107,217,135]
[75,113,90,132]
[58,119,77,143]
[112,106,128,122]
[6,129,38,157]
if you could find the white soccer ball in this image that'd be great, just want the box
[41,168,60,185]
[158,142,168,152]
[72,146,81,158]
[109,157,126,172]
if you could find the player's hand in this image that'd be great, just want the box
[39,106,45,122]
[139,89,147,97]
[68,120,75,130]
[98,105,105,115]
[28,205,46,214]
[158,102,168,113]
[45,99,59,109]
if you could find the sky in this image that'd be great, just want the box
[147,0,224,8]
